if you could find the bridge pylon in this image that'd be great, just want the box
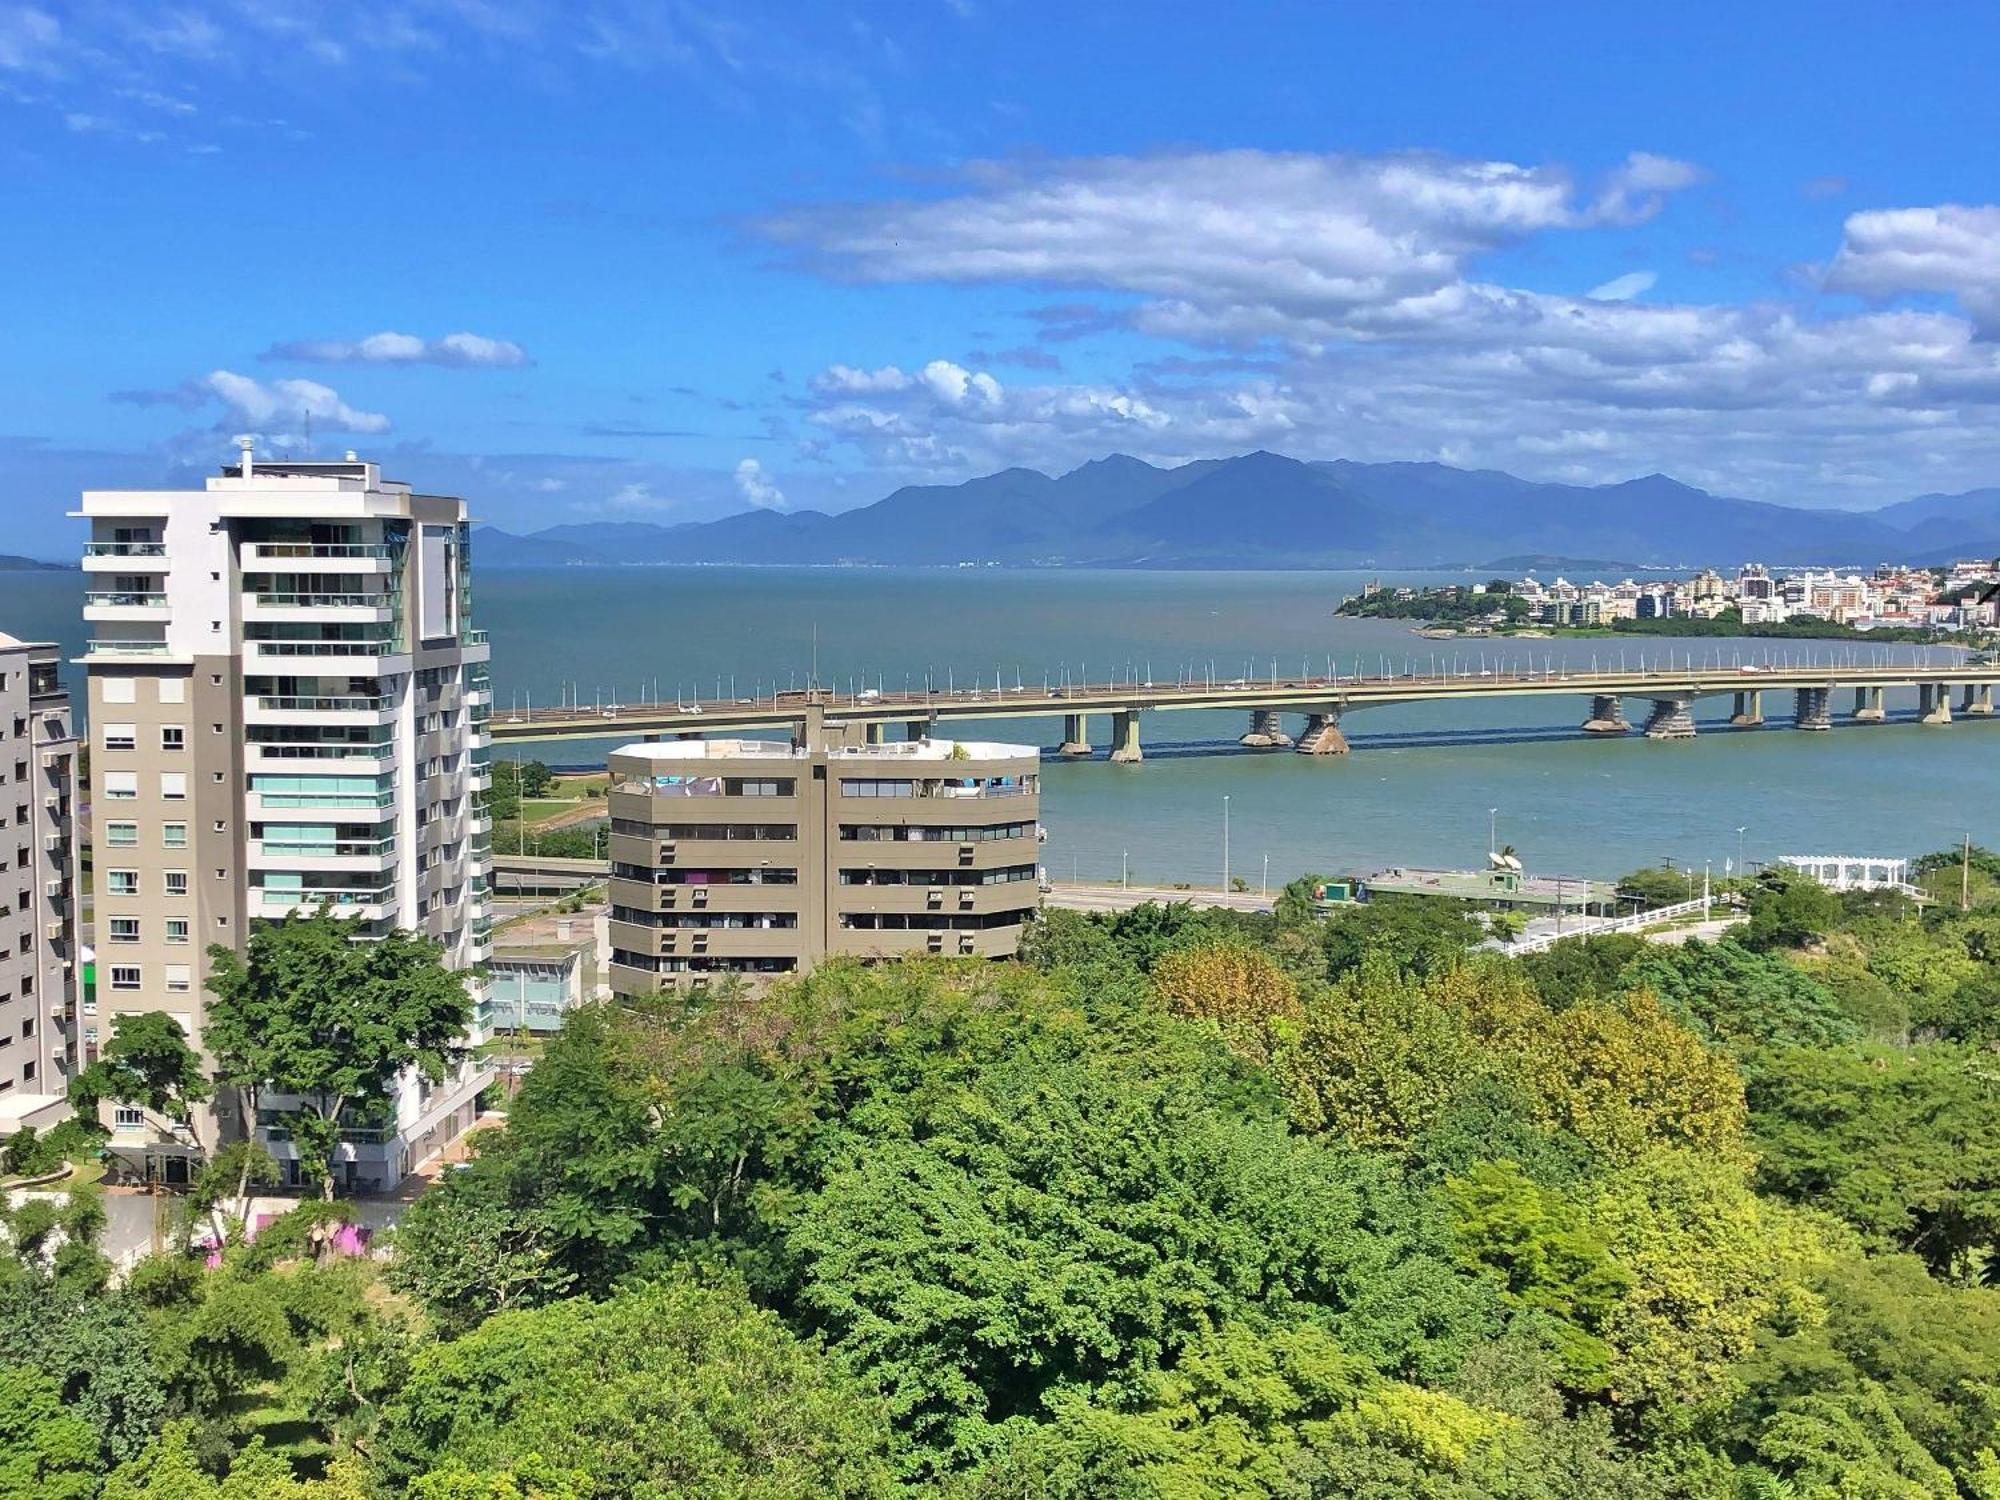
[1963,684,1994,716]
[1109,710,1144,764]
[1058,712,1093,757]
[1581,694,1631,734]
[1852,686,1885,723]
[1730,689,1763,727]
[1793,687,1831,731]
[1920,685,1953,726]
[1643,697,1696,739]
[1239,707,1294,748]
[1295,709,1349,754]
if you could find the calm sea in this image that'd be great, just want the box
[10,566,1994,886]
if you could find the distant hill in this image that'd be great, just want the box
[470,453,2000,570]
[0,553,69,571]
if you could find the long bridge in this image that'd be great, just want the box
[487,659,2000,762]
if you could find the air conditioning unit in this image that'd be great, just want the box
[44,880,63,899]
[42,834,63,852]
[44,921,63,941]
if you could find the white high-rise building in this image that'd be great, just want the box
[0,633,81,1133]
[75,445,494,1191]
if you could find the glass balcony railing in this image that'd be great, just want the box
[252,789,397,809]
[253,695,387,713]
[257,838,397,858]
[257,886,394,909]
[466,628,489,645]
[83,541,166,557]
[245,543,391,560]
[247,592,384,609]
[85,591,168,608]
[250,640,394,658]
[249,743,393,761]
[87,640,173,656]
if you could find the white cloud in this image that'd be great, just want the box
[266,330,531,367]
[733,457,787,509]
[573,481,673,515]
[760,148,1702,352]
[203,370,390,434]
[0,6,59,71]
[1824,204,2000,331]
[1586,270,1657,302]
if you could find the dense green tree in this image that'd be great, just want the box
[1518,933,1647,1008]
[1742,869,1841,952]
[0,1366,100,1500]
[1620,939,1858,1050]
[1319,895,1486,979]
[1616,867,1699,912]
[388,1180,576,1335]
[517,760,556,797]
[789,1022,1491,1474]
[1446,1160,1632,1392]
[1747,1042,2000,1278]
[373,1277,899,1497]
[0,1277,165,1470]
[69,1011,213,1151]
[204,912,475,1199]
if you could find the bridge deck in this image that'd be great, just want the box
[488,663,2000,745]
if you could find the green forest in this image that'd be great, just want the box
[8,853,2000,1497]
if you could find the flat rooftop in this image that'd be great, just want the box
[1367,866,1621,903]
[612,736,1038,763]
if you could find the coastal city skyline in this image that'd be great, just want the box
[7,2,2000,559]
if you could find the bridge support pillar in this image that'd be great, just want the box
[1967,684,1995,716]
[1730,689,1764,727]
[1581,694,1630,734]
[1239,707,1293,748]
[1643,697,1696,739]
[1794,687,1831,731]
[1853,686,1885,723]
[1920,684,1953,726]
[1058,713,1093,758]
[903,719,931,742]
[1295,709,1349,754]
[1108,710,1144,764]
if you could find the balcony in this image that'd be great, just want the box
[245,638,404,671]
[256,885,395,918]
[81,541,168,571]
[249,837,399,875]
[84,590,170,622]
[242,590,393,626]
[245,693,394,728]
[84,639,176,658]
[247,742,394,771]
[242,542,393,573]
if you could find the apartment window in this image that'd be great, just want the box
[102,678,137,705]
[158,678,185,705]
[113,1106,143,1129]
[160,726,186,751]
[108,965,140,991]
[20,1062,33,1082]
[211,820,226,833]
[162,823,188,849]
[102,723,136,752]
[842,778,914,798]
[164,965,191,993]
[160,773,186,801]
[106,822,138,848]
[18,1019,30,1039]
[163,870,188,896]
[108,917,139,943]
[728,778,794,797]
[165,918,189,945]
[107,869,138,896]
[102,771,138,801]
[211,772,226,783]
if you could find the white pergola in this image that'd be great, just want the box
[1778,854,1910,892]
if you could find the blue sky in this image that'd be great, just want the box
[4,0,1999,554]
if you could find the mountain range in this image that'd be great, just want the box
[472,452,2000,571]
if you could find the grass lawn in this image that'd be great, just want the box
[553,772,610,797]
[519,798,577,824]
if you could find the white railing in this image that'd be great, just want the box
[1509,896,1724,953]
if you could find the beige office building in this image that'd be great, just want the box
[606,722,1041,992]
[75,446,494,1189]
[0,634,81,1132]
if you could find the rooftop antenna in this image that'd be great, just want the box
[237,435,255,477]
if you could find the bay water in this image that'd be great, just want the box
[10,566,1993,887]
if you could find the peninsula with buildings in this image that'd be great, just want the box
[1339,559,2000,641]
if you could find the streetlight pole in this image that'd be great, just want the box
[1262,852,1269,898]
[1488,807,1498,858]
[1121,850,1128,891]
[1222,795,1231,896]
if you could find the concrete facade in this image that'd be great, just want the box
[74,449,494,1191]
[605,724,1040,993]
[0,635,81,1132]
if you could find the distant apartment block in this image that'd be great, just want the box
[74,446,494,1190]
[0,634,81,1133]
[606,718,1041,993]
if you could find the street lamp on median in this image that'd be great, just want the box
[1222,795,1231,896]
